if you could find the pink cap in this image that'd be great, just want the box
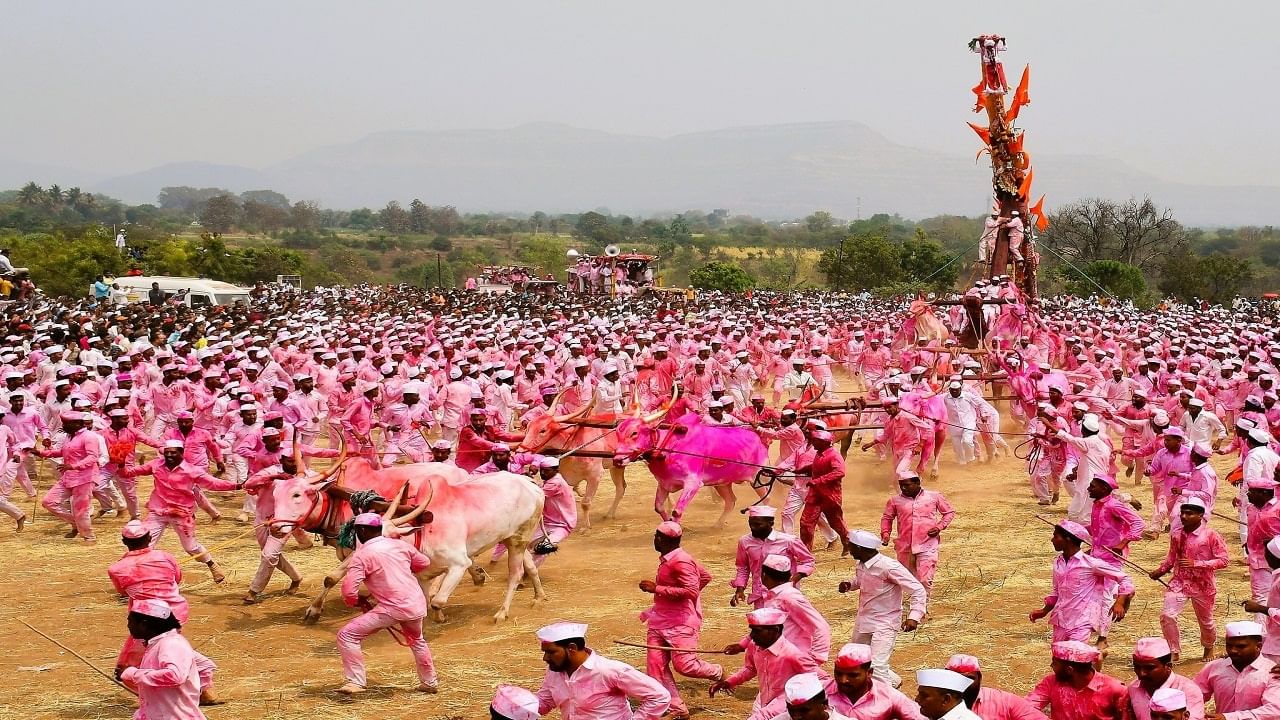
[1132,637,1172,660]
[132,598,173,619]
[1247,476,1277,490]
[1163,426,1185,439]
[1056,520,1091,544]
[746,608,788,626]
[352,512,382,527]
[1052,640,1100,664]
[945,654,981,673]
[810,430,833,442]
[163,439,185,450]
[746,505,777,518]
[762,553,791,573]
[1094,474,1118,489]
[655,521,682,538]
[491,685,540,720]
[896,468,920,481]
[121,520,149,539]
[834,642,873,669]
[174,410,194,420]
[1149,688,1187,712]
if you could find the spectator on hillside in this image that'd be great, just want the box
[92,276,110,302]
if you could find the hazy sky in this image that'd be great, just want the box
[4,1,1277,187]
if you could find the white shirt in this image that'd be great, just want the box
[1181,409,1227,445]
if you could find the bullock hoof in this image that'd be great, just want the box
[493,610,509,623]
[302,607,323,624]
[469,567,489,586]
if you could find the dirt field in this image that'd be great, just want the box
[0,392,1252,720]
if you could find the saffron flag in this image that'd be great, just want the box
[967,122,991,145]
[1030,195,1048,231]
[1017,168,1034,200]
[1005,65,1031,122]
[972,80,986,112]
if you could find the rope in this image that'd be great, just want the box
[918,238,984,285]
[1038,243,1120,303]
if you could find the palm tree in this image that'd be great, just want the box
[64,187,81,206]
[46,184,63,205]
[17,181,43,206]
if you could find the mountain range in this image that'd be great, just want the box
[13,121,1278,226]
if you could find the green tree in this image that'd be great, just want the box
[819,232,902,291]
[689,261,754,292]
[346,208,376,230]
[17,182,44,206]
[239,189,290,209]
[198,194,240,235]
[380,201,410,234]
[1198,254,1254,303]
[1059,259,1147,301]
[516,234,569,277]
[289,201,321,231]
[804,210,835,233]
[898,229,957,291]
[409,199,431,234]
[667,215,693,245]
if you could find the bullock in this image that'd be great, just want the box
[612,405,769,526]
[272,444,546,624]
[518,394,627,529]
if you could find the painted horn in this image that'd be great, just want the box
[643,384,680,423]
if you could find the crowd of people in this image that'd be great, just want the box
[7,277,1280,720]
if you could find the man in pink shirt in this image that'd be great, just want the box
[945,653,1044,720]
[839,530,928,689]
[118,599,209,720]
[530,457,575,566]
[121,440,244,584]
[536,621,671,720]
[863,399,928,479]
[1193,620,1280,718]
[1025,641,1126,719]
[730,506,815,609]
[747,642,924,720]
[711,608,824,714]
[1126,637,1206,720]
[753,553,831,664]
[880,471,956,594]
[337,513,437,695]
[34,411,105,543]
[108,521,220,706]
[1151,498,1228,662]
[639,521,722,719]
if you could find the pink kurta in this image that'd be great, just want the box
[880,489,955,555]
[724,636,824,711]
[536,651,671,720]
[758,582,831,662]
[731,531,816,604]
[120,630,206,720]
[1025,671,1126,720]
[1126,673,1205,720]
[1193,656,1280,717]
[340,535,430,620]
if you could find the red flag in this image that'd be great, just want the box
[967,122,991,146]
[1017,168,1034,200]
[971,79,986,112]
[1030,195,1049,231]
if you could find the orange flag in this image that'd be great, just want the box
[967,122,991,145]
[1017,168,1034,200]
[1004,65,1031,122]
[1030,195,1049,231]
[971,80,986,112]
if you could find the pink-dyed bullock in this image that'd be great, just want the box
[612,411,769,526]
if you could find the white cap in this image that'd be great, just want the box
[1082,414,1101,433]
[783,673,826,704]
[1267,536,1280,559]
[536,622,588,643]
[163,439,186,450]
[762,553,792,573]
[1226,620,1265,637]
[915,668,973,693]
[847,529,880,549]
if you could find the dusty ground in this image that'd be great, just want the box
[0,388,1253,720]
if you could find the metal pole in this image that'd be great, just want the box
[436,252,442,287]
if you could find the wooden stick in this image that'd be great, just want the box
[18,619,137,695]
[612,639,727,654]
[1210,510,1241,524]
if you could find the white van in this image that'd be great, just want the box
[106,276,253,308]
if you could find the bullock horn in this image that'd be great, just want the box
[291,426,303,474]
[553,394,594,424]
[311,425,348,486]
[547,388,567,416]
[382,481,411,522]
[391,478,435,527]
[643,385,680,424]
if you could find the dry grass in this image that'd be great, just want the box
[0,374,1252,719]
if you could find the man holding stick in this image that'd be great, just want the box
[1150,497,1228,662]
